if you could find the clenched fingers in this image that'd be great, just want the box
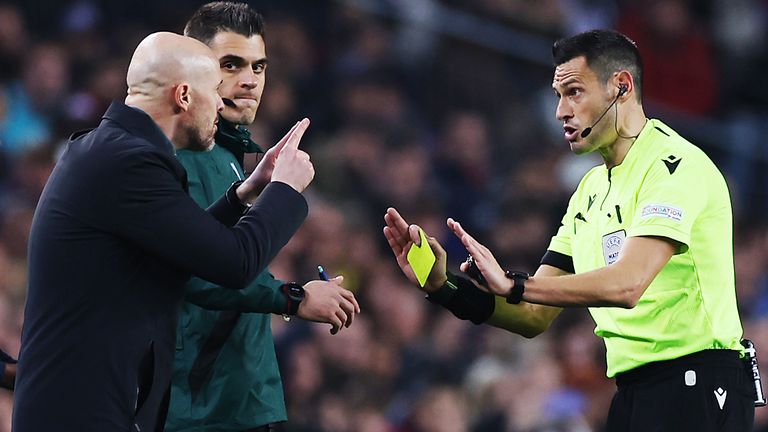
[338,288,360,314]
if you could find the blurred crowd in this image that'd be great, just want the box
[1,0,768,431]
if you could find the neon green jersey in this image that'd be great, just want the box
[548,119,743,377]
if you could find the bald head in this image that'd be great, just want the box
[125,32,224,150]
[126,32,218,99]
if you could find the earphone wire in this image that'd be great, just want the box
[613,101,641,140]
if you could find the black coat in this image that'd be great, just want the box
[12,102,308,432]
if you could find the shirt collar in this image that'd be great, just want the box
[215,116,263,155]
[102,101,175,156]
[603,118,657,177]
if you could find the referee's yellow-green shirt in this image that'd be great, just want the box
[548,119,743,377]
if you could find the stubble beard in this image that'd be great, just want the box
[183,123,215,151]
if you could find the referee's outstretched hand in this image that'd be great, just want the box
[383,207,448,292]
[448,218,511,297]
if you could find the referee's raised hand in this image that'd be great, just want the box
[383,207,448,292]
[448,218,511,297]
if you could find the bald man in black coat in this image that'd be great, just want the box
[13,32,315,432]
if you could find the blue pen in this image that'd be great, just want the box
[318,265,340,334]
[318,265,330,281]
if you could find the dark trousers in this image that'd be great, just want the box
[606,350,755,432]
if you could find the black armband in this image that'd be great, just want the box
[540,250,574,273]
[426,272,495,324]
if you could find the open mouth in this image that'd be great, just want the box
[563,125,579,141]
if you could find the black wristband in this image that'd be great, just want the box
[505,271,530,304]
[427,271,495,324]
[425,273,459,306]
[225,180,251,215]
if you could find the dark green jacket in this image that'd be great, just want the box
[166,120,289,431]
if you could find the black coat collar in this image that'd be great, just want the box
[102,101,175,155]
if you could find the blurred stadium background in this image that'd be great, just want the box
[1,0,768,431]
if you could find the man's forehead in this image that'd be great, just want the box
[209,31,265,59]
[552,57,588,88]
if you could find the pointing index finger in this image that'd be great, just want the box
[273,121,300,153]
[284,118,310,150]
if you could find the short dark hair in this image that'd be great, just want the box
[184,1,265,45]
[552,30,643,100]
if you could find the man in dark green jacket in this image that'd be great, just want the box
[166,3,360,431]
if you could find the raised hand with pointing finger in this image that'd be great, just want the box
[235,118,314,204]
[271,118,315,193]
[242,120,302,196]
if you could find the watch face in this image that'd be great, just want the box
[286,283,305,301]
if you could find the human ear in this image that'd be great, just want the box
[615,71,634,100]
[174,83,191,112]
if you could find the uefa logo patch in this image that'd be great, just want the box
[641,204,683,222]
[602,230,626,265]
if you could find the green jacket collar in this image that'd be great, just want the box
[215,117,263,168]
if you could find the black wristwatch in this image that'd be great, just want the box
[505,271,530,304]
[281,282,305,320]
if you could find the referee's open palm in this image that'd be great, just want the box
[448,218,510,297]
[383,207,448,292]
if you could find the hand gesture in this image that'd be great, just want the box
[298,276,361,334]
[447,218,511,296]
[271,118,315,193]
[245,121,302,196]
[383,207,447,292]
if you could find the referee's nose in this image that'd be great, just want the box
[556,96,573,122]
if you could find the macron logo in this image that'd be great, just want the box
[662,155,681,174]
[714,387,727,410]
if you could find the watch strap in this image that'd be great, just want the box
[505,271,529,304]
[281,282,304,315]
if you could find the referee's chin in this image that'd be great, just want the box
[222,106,257,126]
[569,134,604,155]
[569,140,591,155]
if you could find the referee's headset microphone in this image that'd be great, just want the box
[580,84,629,139]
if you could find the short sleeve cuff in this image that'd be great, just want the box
[547,238,572,258]
[627,224,690,253]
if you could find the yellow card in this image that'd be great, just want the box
[406,229,436,287]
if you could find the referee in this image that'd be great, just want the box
[383,30,755,431]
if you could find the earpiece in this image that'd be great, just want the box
[581,83,631,139]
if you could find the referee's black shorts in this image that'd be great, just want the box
[606,350,755,432]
